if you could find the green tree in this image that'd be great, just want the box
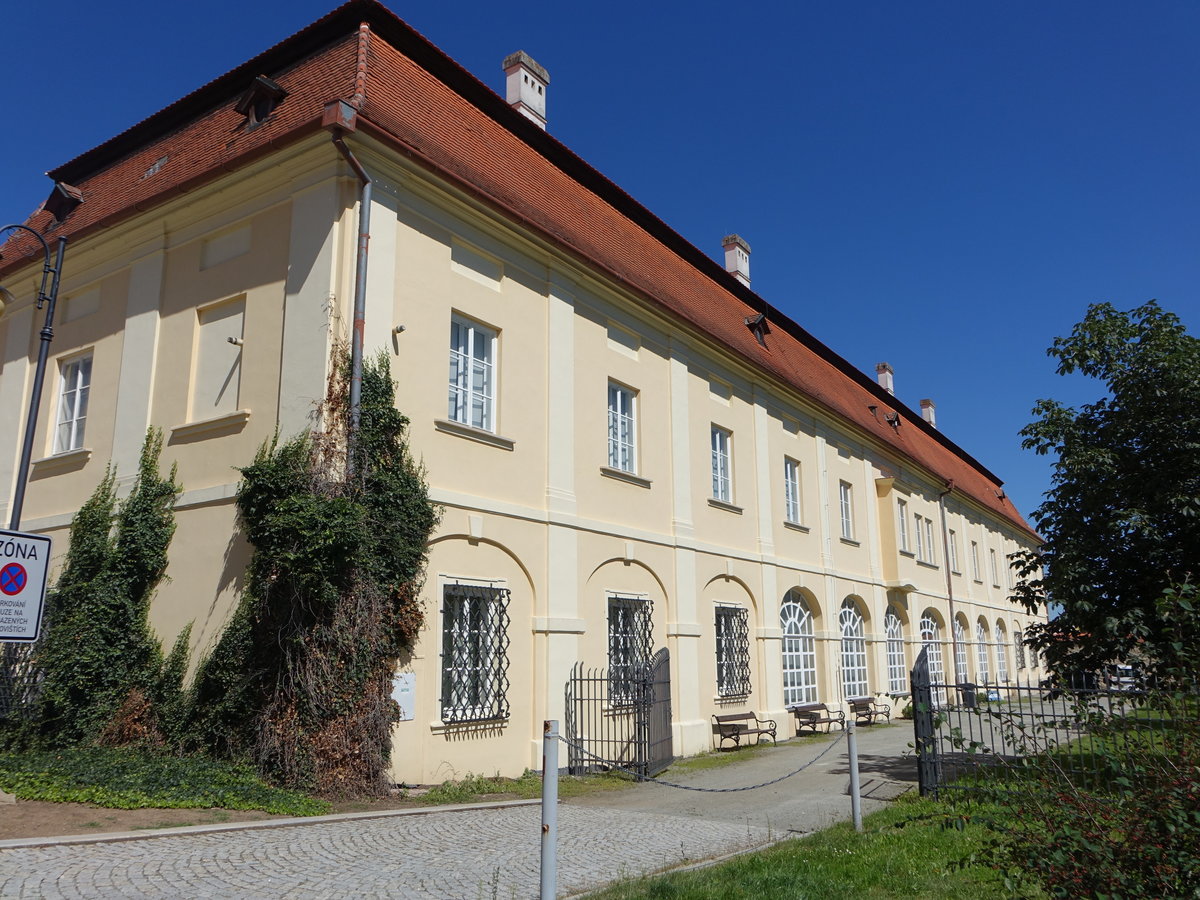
[1013,301,1200,674]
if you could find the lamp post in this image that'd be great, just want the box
[0,225,67,532]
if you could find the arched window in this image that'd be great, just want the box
[994,621,1009,682]
[975,619,991,683]
[840,599,868,699]
[1014,628,1026,670]
[885,607,906,694]
[919,612,946,706]
[780,593,818,705]
[953,618,969,683]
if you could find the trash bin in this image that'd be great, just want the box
[958,682,977,709]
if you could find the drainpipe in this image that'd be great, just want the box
[938,481,960,682]
[324,101,371,478]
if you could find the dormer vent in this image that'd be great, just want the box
[503,51,549,129]
[722,234,751,285]
[43,182,84,223]
[744,312,770,347]
[875,362,895,395]
[235,75,287,129]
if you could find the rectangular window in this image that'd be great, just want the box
[711,425,732,503]
[192,298,244,419]
[970,541,982,582]
[54,354,92,454]
[783,457,801,523]
[607,382,637,473]
[897,498,910,551]
[715,606,751,697]
[440,583,511,723]
[990,548,1000,586]
[913,512,926,560]
[948,529,961,573]
[839,481,854,540]
[922,517,936,565]
[608,596,653,704]
[448,315,497,431]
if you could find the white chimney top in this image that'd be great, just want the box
[722,234,751,286]
[875,362,895,395]
[920,398,937,428]
[503,51,549,130]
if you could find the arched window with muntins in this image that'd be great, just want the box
[885,607,906,694]
[780,593,817,705]
[976,619,991,683]
[953,618,969,683]
[840,599,868,699]
[994,621,1009,682]
[919,612,946,706]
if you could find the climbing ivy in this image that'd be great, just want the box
[190,352,438,796]
[27,430,183,748]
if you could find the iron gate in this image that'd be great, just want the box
[565,647,673,777]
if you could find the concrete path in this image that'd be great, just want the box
[0,723,916,899]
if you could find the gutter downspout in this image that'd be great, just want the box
[327,120,371,479]
[938,481,960,686]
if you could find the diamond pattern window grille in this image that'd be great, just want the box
[440,583,511,723]
[608,596,654,705]
[715,606,751,697]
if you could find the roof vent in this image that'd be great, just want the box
[875,362,895,395]
[722,234,751,286]
[43,182,84,223]
[744,312,770,347]
[503,51,549,129]
[920,398,937,429]
[235,75,287,129]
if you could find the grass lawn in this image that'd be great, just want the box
[585,794,1039,899]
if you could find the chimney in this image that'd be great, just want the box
[503,51,549,129]
[722,234,751,286]
[875,362,894,395]
[920,398,937,428]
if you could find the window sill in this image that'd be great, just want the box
[170,409,251,442]
[916,560,940,570]
[430,716,509,735]
[31,447,92,475]
[434,418,515,451]
[714,694,750,704]
[782,520,809,533]
[898,549,915,558]
[599,466,651,489]
[839,537,861,547]
[708,497,743,515]
[951,569,962,576]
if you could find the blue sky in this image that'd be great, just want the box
[3,0,1197,524]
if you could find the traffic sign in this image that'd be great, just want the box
[0,528,51,642]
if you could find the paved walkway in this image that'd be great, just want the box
[0,723,916,899]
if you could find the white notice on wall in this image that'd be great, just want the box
[391,672,416,722]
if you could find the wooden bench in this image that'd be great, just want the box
[712,712,777,750]
[848,696,891,725]
[787,702,846,734]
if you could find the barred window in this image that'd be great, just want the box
[994,621,1009,681]
[440,583,511,723]
[975,620,991,683]
[780,593,817,705]
[715,606,751,697]
[839,599,868,699]
[1015,629,1026,669]
[608,596,653,704]
[885,606,906,694]
[953,618,969,683]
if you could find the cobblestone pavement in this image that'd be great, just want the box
[0,803,775,899]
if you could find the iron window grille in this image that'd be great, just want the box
[440,583,511,723]
[607,595,653,705]
[715,606,751,697]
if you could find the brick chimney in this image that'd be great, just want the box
[722,234,750,286]
[503,51,549,129]
[920,398,937,428]
[875,362,894,395]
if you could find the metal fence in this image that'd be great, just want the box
[911,647,1197,798]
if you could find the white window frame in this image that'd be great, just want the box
[839,599,868,699]
[839,481,855,541]
[922,517,936,565]
[913,512,926,560]
[953,618,969,683]
[885,607,906,695]
[783,457,802,524]
[897,498,910,552]
[995,622,1009,682]
[780,593,817,705]
[948,529,961,573]
[970,540,982,582]
[607,382,637,474]
[448,315,497,432]
[975,620,991,683]
[920,613,947,706]
[54,353,92,454]
[990,548,1001,587]
[711,425,732,503]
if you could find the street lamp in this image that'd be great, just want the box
[0,226,68,532]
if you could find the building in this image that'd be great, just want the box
[0,0,1042,783]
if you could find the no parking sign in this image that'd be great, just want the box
[0,528,51,642]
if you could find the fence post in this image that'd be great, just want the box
[911,648,938,797]
[847,717,863,832]
[541,720,559,900]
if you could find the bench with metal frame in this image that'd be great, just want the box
[711,711,777,750]
[848,696,891,725]
[787,701,846,734]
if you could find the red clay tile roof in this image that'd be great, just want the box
[0,0,1035,539]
